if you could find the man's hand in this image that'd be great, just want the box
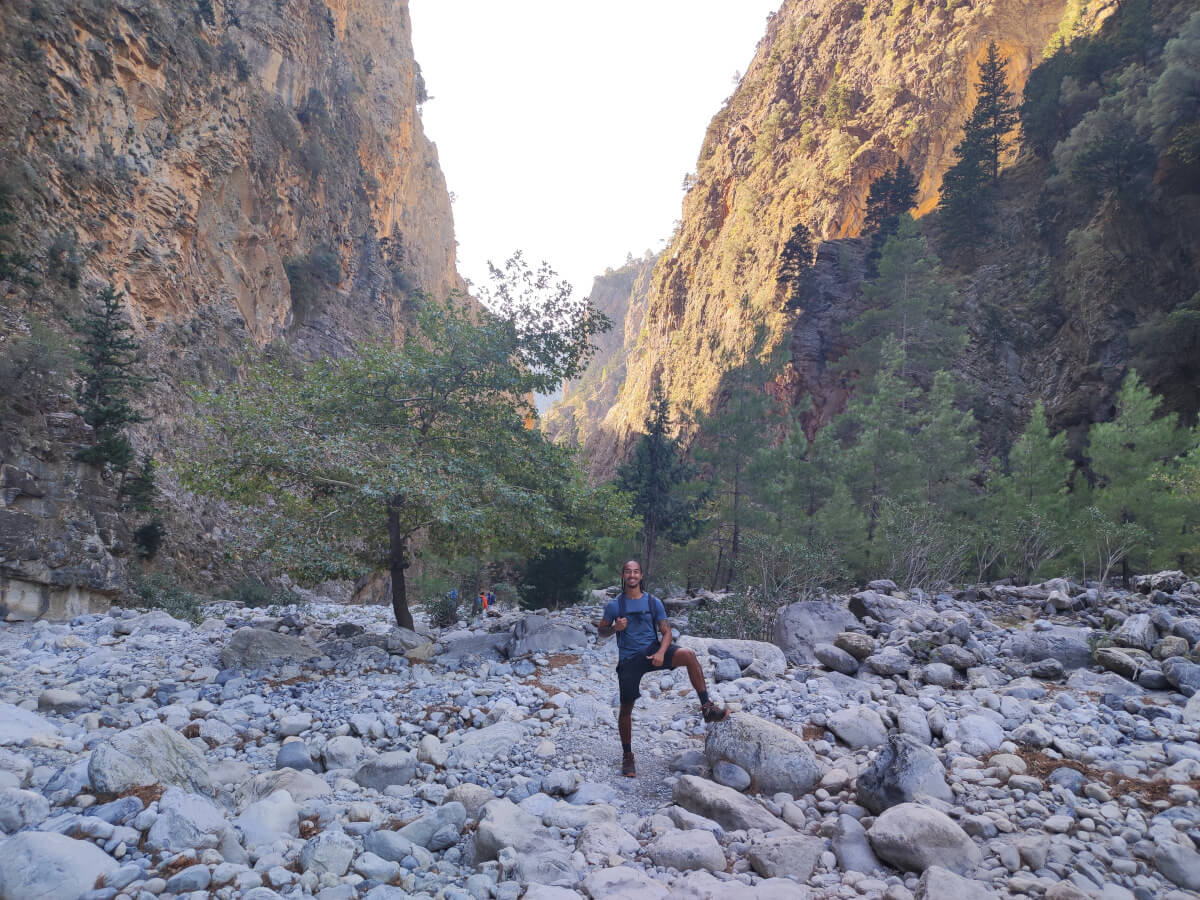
[613,616,628,632]
[647,649,665,667]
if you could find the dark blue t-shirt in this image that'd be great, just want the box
[603,593,667,661]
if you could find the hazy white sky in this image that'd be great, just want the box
[409,1,781,301]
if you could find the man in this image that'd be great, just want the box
[596,560,728,777]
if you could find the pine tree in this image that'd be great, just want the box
[777,221,815,309]
[986,401,1074,581]
[1085,371,1197,575]
[74,285,152,471]
[975,41,1018,181]
[938,119,991,249]
[615,385,707,579]
[864,160,919,235]
[937,42,1014,248]
[915,371,979,514]
[838,215,966,386]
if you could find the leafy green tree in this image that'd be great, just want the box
[864,160,919,235]
[188,260,619,629]
[838,215,965,385]
[1085,370,1198,575]
[74,285,152,472]
[519,545,593,610]
[615,385,707,579]
[1054,99,1154,201]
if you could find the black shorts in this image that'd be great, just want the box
[616,643,679,704]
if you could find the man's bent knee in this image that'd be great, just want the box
[671,649,696,668]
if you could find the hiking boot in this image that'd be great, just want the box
[621,752,636,777]
[701,701,730,723]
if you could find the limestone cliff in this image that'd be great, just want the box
[0,0,461,617]
[582,0,1107,474]
[543,255,657,478]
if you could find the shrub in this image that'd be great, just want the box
[224,577,290,608]
[46,230,81,289]
[518,546,592,610]
[284,244,341,322]
[424,592,460,628]
[128,570,202,622]
[264,104,301,157]
[133,519,166,559]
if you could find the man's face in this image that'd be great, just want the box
[622,562,642,587]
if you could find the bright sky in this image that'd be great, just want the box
[409,1,781,302]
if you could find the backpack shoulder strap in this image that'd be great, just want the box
[648,594,661,628]
[618,593,626,621]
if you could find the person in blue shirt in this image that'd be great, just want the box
[595,559,728,777]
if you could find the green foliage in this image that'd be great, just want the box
[1084,371,1198,573]
[1053,96,1154,201]
[823,72,853,128]
[615,385,708,578]
[687,533,844,641]
[974,42,1018,181]
[838,216,965,386]
[864,160,918,235]
[133,520,166,559]
[122,453,158,513]
[777,221,815,309]
[424,592,461,628]
[73,285,152,472]
[0,183,34,286]
[1147,12,1200,162]
[224,577,290,608]
[0,316,76,413]
[284,245,341,322]
[196,0,215,26]
[186,256,620,629]
[128,570,202,623]
[519,545,592,610]
[46,230,82,289]
[938,42,1014,250]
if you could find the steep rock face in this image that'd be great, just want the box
[0,0,460,614]
[586,0,1093,471]
[543,255,656,478]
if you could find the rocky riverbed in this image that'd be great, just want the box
[2,572,1200,900]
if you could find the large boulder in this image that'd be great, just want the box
[646,830,726,873]
[704,714,822,795]
[679,637,788,680]
[0,788,50,833]
[233,790,300,848]
[0,703,59,747]
[1112,614,1158,653]
[353,751,417,792]
[857,735,952,814]
[474,798,545,859]
[747,834,824,880]
[1009,626,1093,671]
[0,832,118,900]
[1163,657,1200,696]
[397,801,466,850]
[915,866,1001,900]
[672,775,788,833]
[868,803,981,874]
[233,767,330,810]
[773,600,858,665]
[582,866,669,900]
[219,627,319,669]
[827,706,888,749]
[145,788,228,852]
[446,720,525,769]
[438,632,511,667]
[88,722,213,796]
[507,615,587,657]
[849,590,918,623]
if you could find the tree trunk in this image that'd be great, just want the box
[643,519,657,584]
[387,500,414,630]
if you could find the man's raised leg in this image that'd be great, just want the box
[670,648,729,723]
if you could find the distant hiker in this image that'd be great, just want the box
[481,592,489,614]
[594,559,728,777]
[487,590,495,611]
[474,592,484,616]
